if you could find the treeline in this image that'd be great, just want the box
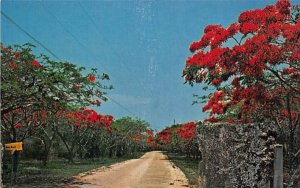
[5,116,154,162]
[156,122,201,160]
[1,44,155,181]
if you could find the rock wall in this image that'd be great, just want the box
[197,122,277,188]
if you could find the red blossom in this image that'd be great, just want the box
[281,109,298,122]
[204,116,218,123]
[240,22,258,34]
[107,127,112,132]
[281,109,289,116]
[212,78,221,86]
[226,118,234,123]
[88,75,96,82]
[9,62,18,69]
[231,77,240,88]
[288,51,300,62]
[14,122,23,129]
[14,52,20,59]
[227,23,240,36]
[132,134,141,141]
[91,99,101,106]
[157,129,172,144]
[176,122,196,140]
[189,42,201,53]
[184,0,298,124]
[275,0,291,15]
[204,24,222,33]
[31,60,41,67]
[283,67,296,74]
[211,101,224,114]
[64,109,113,128]
[146,130,157,147]
[101,115,114,127]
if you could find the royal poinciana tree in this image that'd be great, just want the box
[55,109,113,162]
[183,0,299,165]
[157,122,200,159]
[1,44,111,116]
[1,43,113,172]
[1,43,112,135]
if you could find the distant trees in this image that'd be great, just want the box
[105,117,155,158]
[157,122,200,159]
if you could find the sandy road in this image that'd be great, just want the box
[65,151,189,188]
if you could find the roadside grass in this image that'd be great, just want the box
[3,153,144,188]
[165,152,199,187]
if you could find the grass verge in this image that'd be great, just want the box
[165,152,199,187]
[3,153,144,188]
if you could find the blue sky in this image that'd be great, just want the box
[1,0,296,131]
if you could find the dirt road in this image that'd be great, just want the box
[65,151,189,188]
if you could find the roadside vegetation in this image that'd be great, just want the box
[165,152,199,187]
[3,154,144,188]
[1,44,156,187]
[157,122,200,187]
[2,0,299,187]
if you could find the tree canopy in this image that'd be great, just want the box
[183,0,299,125]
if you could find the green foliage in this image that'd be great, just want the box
[1,43,117,184]
[112,116,150,134]
[1,43,153,187]
[1,43,111,142]
[102,117,151,158]
[2,155,144,187]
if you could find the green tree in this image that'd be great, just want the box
[1,43,111,175]
[106,117,150,157]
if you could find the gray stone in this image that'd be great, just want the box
[197,122,277,188]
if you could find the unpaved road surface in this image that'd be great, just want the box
[65,151,189,188]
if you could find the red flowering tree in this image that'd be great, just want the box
[1,43,112,170]
[146,130,158,148]
[183,0,299,169]
[1,43,111,133]
[1,43,111,117]
[158,122,200,159]
[1,108,48,142]
[55,108,113,162]
[157,129,172,144]
[175,122,200,159]
[176,122,196,141]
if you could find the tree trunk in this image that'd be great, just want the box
[68,152,74,163]
[12,151,19,183]
[68,142,76,163]
[116,146,122,158]
[42,146,50,166]
[56,129,74,163]
[109,148,113,158]
[0,143,3,187]
[41,137,53,166]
